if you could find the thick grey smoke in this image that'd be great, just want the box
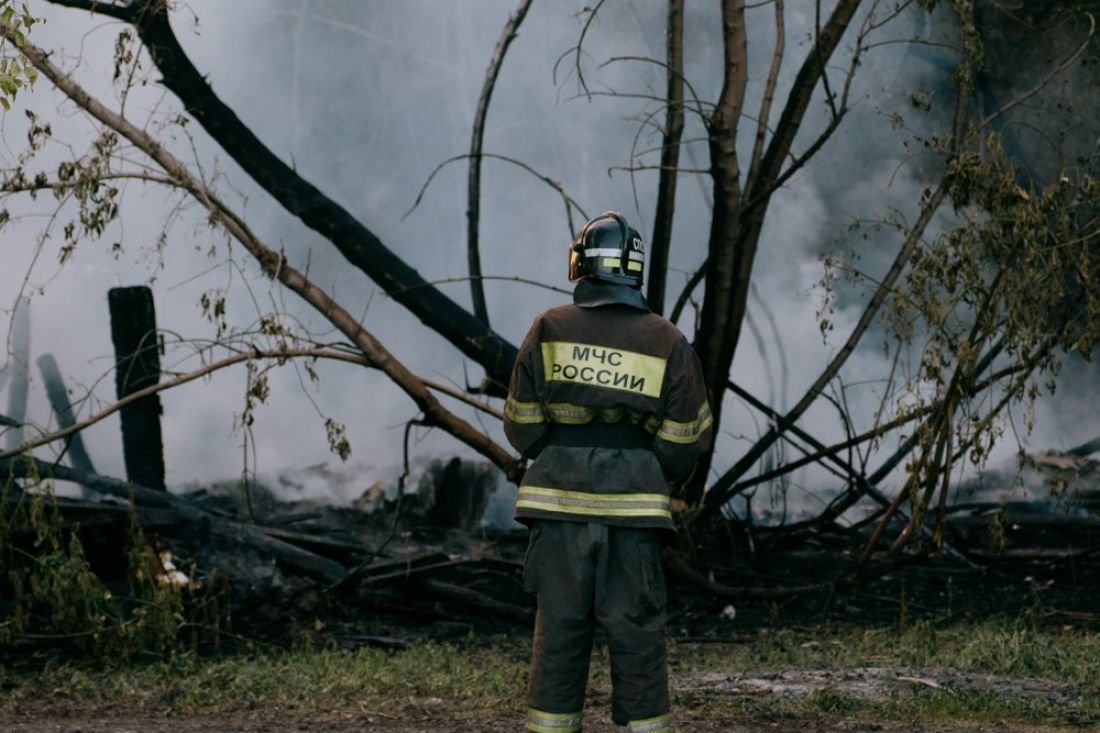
[0,2,1094,514]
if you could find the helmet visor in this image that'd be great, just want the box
[568,246,584,282]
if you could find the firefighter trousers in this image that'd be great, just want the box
[523,519,671,733]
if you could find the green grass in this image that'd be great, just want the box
[2,618,1099,726]
[673,617,1100,684]
[763,688,1098,727]
[0,641,528,714]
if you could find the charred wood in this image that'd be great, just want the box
[0,456,346,584]
[1069,435,1100,458]
[108,286,165,491]
[413,578,534,625]
[36,354,96,476]
[3,297,29,453]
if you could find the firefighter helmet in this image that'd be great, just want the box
[568,211,645,288]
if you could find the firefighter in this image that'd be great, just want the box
[504,212,713,733]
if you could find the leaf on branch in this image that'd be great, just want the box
[325,418,351,462]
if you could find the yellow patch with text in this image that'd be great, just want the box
[541,341,666,398]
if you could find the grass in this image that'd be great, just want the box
[2,618,1099,727]
[674,616,1100,685]
[0,641,528,714]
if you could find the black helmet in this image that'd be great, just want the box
[568,211,645,288]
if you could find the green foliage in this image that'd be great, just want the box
[1,120,124,264]
[891,134,1100,459]
[0,2,38,111]
[0,473,223,658]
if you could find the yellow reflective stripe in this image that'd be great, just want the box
[544,402,595,424]
[525,402,663,430]
[541,342,667,399]
[505,397,545,424]
[656,403,713,444]
[528,724,580,733]
[628,713,672,732]
[602,257,621,268]
[517,486,671,519]
[522,487,668,503]
[526,707,582,733]
[626,260,643,272]
[516,500,671,519]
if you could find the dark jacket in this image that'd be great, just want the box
[504,280,713,531]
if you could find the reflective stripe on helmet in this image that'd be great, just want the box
[626,713,672,732]
[656,403,713,444]
[541,342,667,399]
[526,707,582,733]
[583,247,644,260]
[505,397,545,424]
[516,486,671,519]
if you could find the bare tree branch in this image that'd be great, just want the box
[0,347,506,464]
[45,0,135,22]
[645,0,685,316]
[980,12,1095,129]
[404,152,587,235]
[747,0,784,181]
[552,0,606,98]
[6,31,522,480]
[44,0,520,386]
[702,179,949,516]
[467,0,535,325]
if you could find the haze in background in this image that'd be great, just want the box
[0,1,1095,512]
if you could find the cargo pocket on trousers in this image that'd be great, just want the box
[523,525,543,594]
[638,543,666,613]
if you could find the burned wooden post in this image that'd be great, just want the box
[108,286,166,491]
[3,297,30,452]
[424,457,495,529]
[37,354,97,475]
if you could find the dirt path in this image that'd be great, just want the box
[2,665,1087,732]
[0,708,1080,732]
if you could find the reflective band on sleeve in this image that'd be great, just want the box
[626,260,643,272]
[602,257,621,269]
[542,342,667,399]
[516,486,671,519]
[627,713,672,733]
[656,402,713,445]
[505,397,545,424]
[526,707,582,733]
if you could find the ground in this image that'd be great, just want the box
[0,696,1089,731]
[3,622,1098,732]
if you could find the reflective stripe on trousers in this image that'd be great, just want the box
[516,486,671,520]
[526,707,583,732]
[621,712,673,732]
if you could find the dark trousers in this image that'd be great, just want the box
[524,520,670,731]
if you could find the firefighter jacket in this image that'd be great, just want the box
[504,279,713,531]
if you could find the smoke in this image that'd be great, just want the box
[0,1,1094,516]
